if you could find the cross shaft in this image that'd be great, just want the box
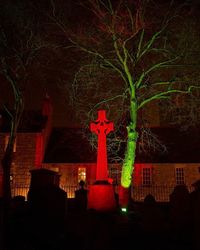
[90,110,114,180]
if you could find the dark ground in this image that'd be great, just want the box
[4,198,197,250]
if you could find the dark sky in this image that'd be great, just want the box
[0,0,199,128]
[0,0,80,127]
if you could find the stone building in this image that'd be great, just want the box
[0,96,200,201]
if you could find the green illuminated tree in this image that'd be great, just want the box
[50,0,200,203]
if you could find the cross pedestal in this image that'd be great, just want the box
[87,110,117,212]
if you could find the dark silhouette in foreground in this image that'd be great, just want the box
[3,181,200,250]
[190,180,200,250]
[74,180,88,212]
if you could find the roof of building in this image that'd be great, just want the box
[44,127,200,164]
[44,128,96,163]
[0,110,48,133]
[137,127,200,163]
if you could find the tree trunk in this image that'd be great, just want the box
[121,124,137,188]
[1,147,13,249]
[119,90,138,207]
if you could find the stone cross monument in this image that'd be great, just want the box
[90,110,113,180]
[87,110,116,211]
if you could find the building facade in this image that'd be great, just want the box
[0,97,200,201]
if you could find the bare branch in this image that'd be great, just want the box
[69,38,128,85]
[138,86,199,110]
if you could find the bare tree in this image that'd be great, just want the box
[0,2,49,247]
[49,0,200,204]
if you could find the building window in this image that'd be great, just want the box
[142,168,152,186]
[50,167,59,173]
[78,167,86,182]
[4,135,17,152]
[175,167,185,185]
[10,174,13,182]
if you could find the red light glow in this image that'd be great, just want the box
[88,110,116,211]
[90,110,113,180]
[35,133,44,168]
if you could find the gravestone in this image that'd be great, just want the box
[11,195,26,216]
[169,185,191,234]
[139,194,167,249]
[28,168,67,228]
[190,180,200,249]
[87,110,116,212]
[29,168,60,189]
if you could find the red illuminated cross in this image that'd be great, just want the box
[90,110,114,180]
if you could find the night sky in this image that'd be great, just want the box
[0,0,82,127]
[0,0,200,128]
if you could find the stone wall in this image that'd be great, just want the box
[155,163,200,186]
[0,132,38,186]
[42,163,96,186]
[1,130,200,200]
[42,162,200,189]
[134,163,200,187]
[14,133,38,185]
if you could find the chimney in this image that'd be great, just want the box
[42,93,53,118]
[34,94,53,168]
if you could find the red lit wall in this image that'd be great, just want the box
[35,133,44,168]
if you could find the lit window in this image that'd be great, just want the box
[10,174,13,182]
[78,167,86,182]
[4,135,16,152]
[175,167,185,185]
[142,168,152,186]
[50,167,59,173]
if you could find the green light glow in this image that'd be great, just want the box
[121,207,127,213]
[121,125,137,188]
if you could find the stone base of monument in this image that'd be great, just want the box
[87,180,117,212]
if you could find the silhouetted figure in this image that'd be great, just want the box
[169,185,191,248]
[75,180,88,212]
[190,180,200,250]
[140,194,167,249]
